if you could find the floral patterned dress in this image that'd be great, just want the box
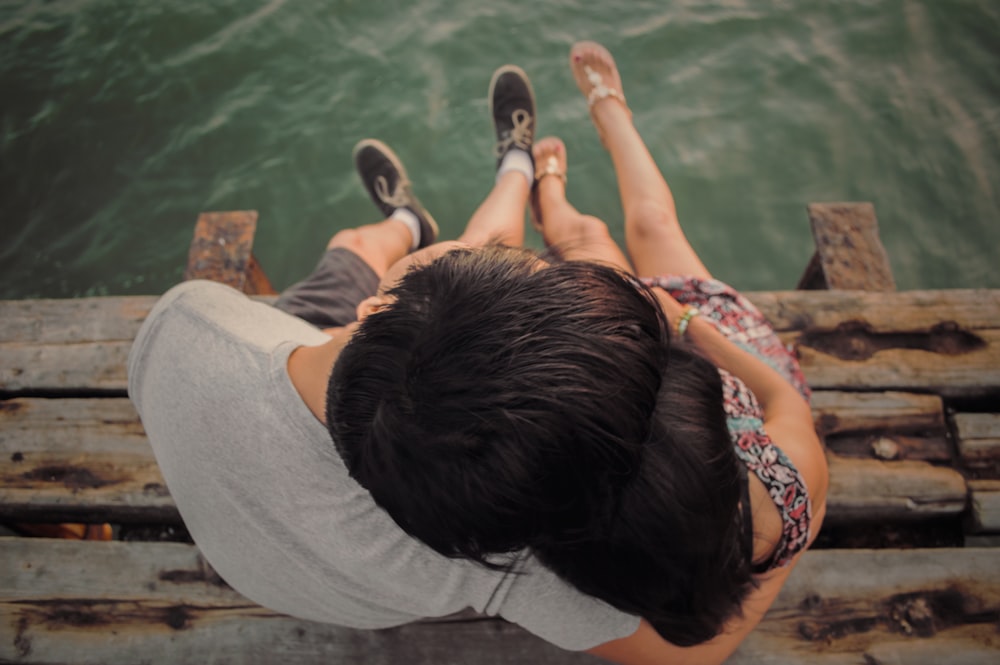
[643,275,812,570]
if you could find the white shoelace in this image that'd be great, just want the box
[374,174,411,208]
[494,109,534,158]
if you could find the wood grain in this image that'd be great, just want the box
[954,413,1000,472]
[2,539,997,664]
[798,202,896,291]
[0,398,972,525]
[4,290,998,395]
[0,398,176,523]
[825,453,968,522]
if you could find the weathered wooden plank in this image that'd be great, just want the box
[737,547,1000,664]
[968,480,1000,534]
[860,640,999,665]
[796,202,896,291]
[0,341,132,393]
[0,398,972,525]
[0,296,152,345]
[0,453,177,524]
[0,297,266,393]
[744,288,1000,332]
[0,398,177,523]
[954,413,1000,440]
[0,537,581,664]
[5,329,997,397]
[826,433,952,462]
[788,329,1000,398]
[2,289,998,394]
[825,453,968,522]
[954,413,1000,472]
[1,540,997,664]
[811,391,950,461]
[778,281,999,393]
[2,290,995,345]
[0,398,143,453]
[811,391,945,437]
[0,294,274,346]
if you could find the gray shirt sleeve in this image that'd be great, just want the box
[493,553,641,651]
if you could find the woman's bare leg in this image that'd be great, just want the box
[457,171,529,247]
[531,137,631,271]
[458,63,541,248]
[570,41,711,280]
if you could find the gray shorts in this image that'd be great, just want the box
[273,248,379,329]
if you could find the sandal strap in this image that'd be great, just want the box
[584,64,626,108]
[534,155,566,184]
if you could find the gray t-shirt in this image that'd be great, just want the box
[127,280,640,651]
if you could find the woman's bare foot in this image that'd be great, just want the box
[569,41,632,145]
[528,135,632,270]
[529,137,568,234]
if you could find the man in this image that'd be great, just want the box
[128,65,667,653]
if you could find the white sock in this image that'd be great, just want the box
[496,148,534,187]
[389,208,422,251]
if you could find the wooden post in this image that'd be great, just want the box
[797,202,896,291]
[183,211,276,295]
[954,413,1000,474]
[968,480,1000,533]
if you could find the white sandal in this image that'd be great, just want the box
[583,64,626,109]
[535,154,567,184]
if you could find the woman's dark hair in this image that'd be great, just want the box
[328,245,752,646]
[328,245,668,558]
[533,345,756,646]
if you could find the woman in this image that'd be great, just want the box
[525,42,830,664]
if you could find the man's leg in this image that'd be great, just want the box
[275,139,434,329]
[531,137,632,272]
[274,220,408,330]
[324,218,412,278]
[571,41,712,280]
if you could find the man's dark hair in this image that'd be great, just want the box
[329,245,668,556]
[328,245,752,647]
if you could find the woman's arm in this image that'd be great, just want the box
[651,288,827,500]
[587,495,828,665]
[584,519,821,665]
[581,288,831,665]
[652,288,811,428]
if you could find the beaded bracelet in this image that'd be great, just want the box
[675,305,700,339]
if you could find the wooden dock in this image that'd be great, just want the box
[1,204,999,663]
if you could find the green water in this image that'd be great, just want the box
[2,0,998,299]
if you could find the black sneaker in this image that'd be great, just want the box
[352,139,439,249]
[488,65,536,170]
